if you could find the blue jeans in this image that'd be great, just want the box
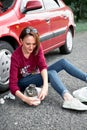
[18,59,87,97]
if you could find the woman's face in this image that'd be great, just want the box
[21,35,36,54]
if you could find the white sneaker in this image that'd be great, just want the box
[73,87,87,102]
[62,98,87,110]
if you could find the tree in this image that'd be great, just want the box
[64,0,87,22]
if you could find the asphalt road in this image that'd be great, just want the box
[0,31,87,130]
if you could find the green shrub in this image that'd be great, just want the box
[76,20,87,33]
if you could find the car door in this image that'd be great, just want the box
[43,0,69,48]
[19,0,53,53]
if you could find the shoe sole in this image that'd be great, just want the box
[62,105,87,111]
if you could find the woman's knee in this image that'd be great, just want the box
[48,70,56,82]
[48,70,56,75]
[48,70,58,80]
[59,58,67,63]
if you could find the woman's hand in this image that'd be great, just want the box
[38,84,48,100]
[23,96,41,106]
[15,90,41,106]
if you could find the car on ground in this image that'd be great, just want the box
[0,0,75,92]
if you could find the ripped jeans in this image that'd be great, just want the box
[18,59,87,97]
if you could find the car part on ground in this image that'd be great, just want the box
[60,29,73,54]
[0,41,14,92]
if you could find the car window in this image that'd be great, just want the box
[20,0,29,12]
[57,0,65,8]
[0,0,15,12]
[42,0,60,10]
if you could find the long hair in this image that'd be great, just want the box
[19,26,40,55]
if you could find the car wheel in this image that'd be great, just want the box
[60,29,73,54]
[0,41,14,92]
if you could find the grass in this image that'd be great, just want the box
[76,19,87,33]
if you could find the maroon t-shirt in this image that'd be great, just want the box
[9,45,47,95]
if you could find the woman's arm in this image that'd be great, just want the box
[38,68,48,100]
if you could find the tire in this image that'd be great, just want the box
[0,41,14,92]
[60,29,73,54]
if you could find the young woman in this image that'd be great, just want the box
[9,26,87,110]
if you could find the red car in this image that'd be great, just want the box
[0,0,75,92]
